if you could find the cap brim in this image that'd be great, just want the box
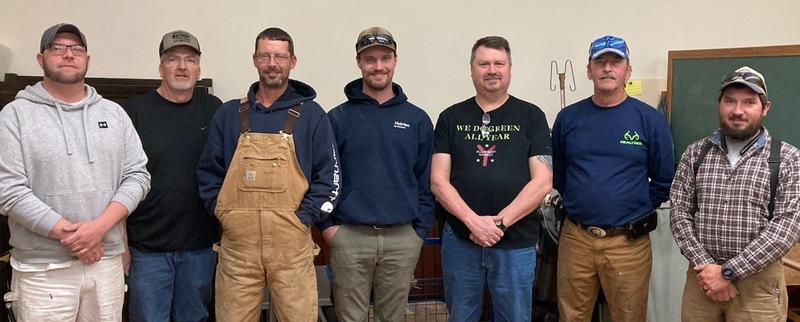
[160,44,201,56]
[720,80,765,95]
[590,48,627,60]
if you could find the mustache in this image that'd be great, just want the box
[483,74,501,80]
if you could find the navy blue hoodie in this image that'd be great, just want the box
[197,80,339,225]
[318,79,434,238]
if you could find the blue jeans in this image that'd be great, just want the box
[441,222,536,322]
[127,247,217,322]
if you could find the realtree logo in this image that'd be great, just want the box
[620,131,642,146]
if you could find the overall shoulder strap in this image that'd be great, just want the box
[281,103,304,135]
[767,139,783,220]
[238,97,249,134]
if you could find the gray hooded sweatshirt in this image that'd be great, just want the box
[0,82,150,265]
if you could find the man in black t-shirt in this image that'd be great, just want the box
[123,30,222,322]
[430,36,552,321]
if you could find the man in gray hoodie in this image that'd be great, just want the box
[0,23,150,321]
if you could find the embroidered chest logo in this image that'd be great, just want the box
[393,121,410,130]
[619,130,642,146]
[98,122,108,129]
[476,144,496,167]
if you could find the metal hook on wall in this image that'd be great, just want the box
[549,60,576,109]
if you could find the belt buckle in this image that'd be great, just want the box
[715,257,727,265]
[586,226,607,238]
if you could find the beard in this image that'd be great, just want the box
[42,59,86,84]
[260,67,289,89]
[720,117,762,141]
[166,78,195,91]
[363,72,392,91]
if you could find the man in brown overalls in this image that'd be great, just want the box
[197,27,340,322]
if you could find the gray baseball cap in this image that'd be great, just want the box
[40,23,87,53]
[159,30,201,56]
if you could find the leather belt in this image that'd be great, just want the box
[333,220,398,230]
[568,217,627,238]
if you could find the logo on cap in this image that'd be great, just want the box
[171,31,192,43]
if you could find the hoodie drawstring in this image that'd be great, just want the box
[54,100,95,163]
[54,101,74,156]
[82,103,95,163]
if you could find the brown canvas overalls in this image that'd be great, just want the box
[214,100,318,322]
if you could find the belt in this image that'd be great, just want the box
[714,257,728,265]
[568,217,627,238]
[335,221,400,230]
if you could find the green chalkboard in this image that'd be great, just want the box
[667,45,800,161]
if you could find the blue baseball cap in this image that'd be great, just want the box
[589,35,629,60]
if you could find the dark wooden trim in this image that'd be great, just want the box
[0,73,214,109]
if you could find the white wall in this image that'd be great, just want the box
[1,0,798,125]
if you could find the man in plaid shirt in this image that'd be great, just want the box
[670,66,800,321]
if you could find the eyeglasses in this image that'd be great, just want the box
[589,36,629,58]
[721,71,767,94]
[356,34,396,51]
[255,53,291,63]
[162,55,199,67]
[480,113,490,139]
[45,44,87,56]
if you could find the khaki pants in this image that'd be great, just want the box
[214,133,317,322]
[329,224,423,322]
[557,218,652,322]
[680,260,787,322]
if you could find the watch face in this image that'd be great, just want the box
[722,268,734,279]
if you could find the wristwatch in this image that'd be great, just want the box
[721,265,734,280]
[495,219,508,232]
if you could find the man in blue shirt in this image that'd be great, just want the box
[551,35,675,322]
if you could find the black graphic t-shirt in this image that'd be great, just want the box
[433,95,551,248]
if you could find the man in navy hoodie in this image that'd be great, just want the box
[318,26,434,322]
[197,27,339,322]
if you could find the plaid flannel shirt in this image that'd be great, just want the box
[670,129,800,279]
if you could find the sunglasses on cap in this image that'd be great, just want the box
[720,71,767,94]
[589,36,629,59]
[356,34,395,51]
